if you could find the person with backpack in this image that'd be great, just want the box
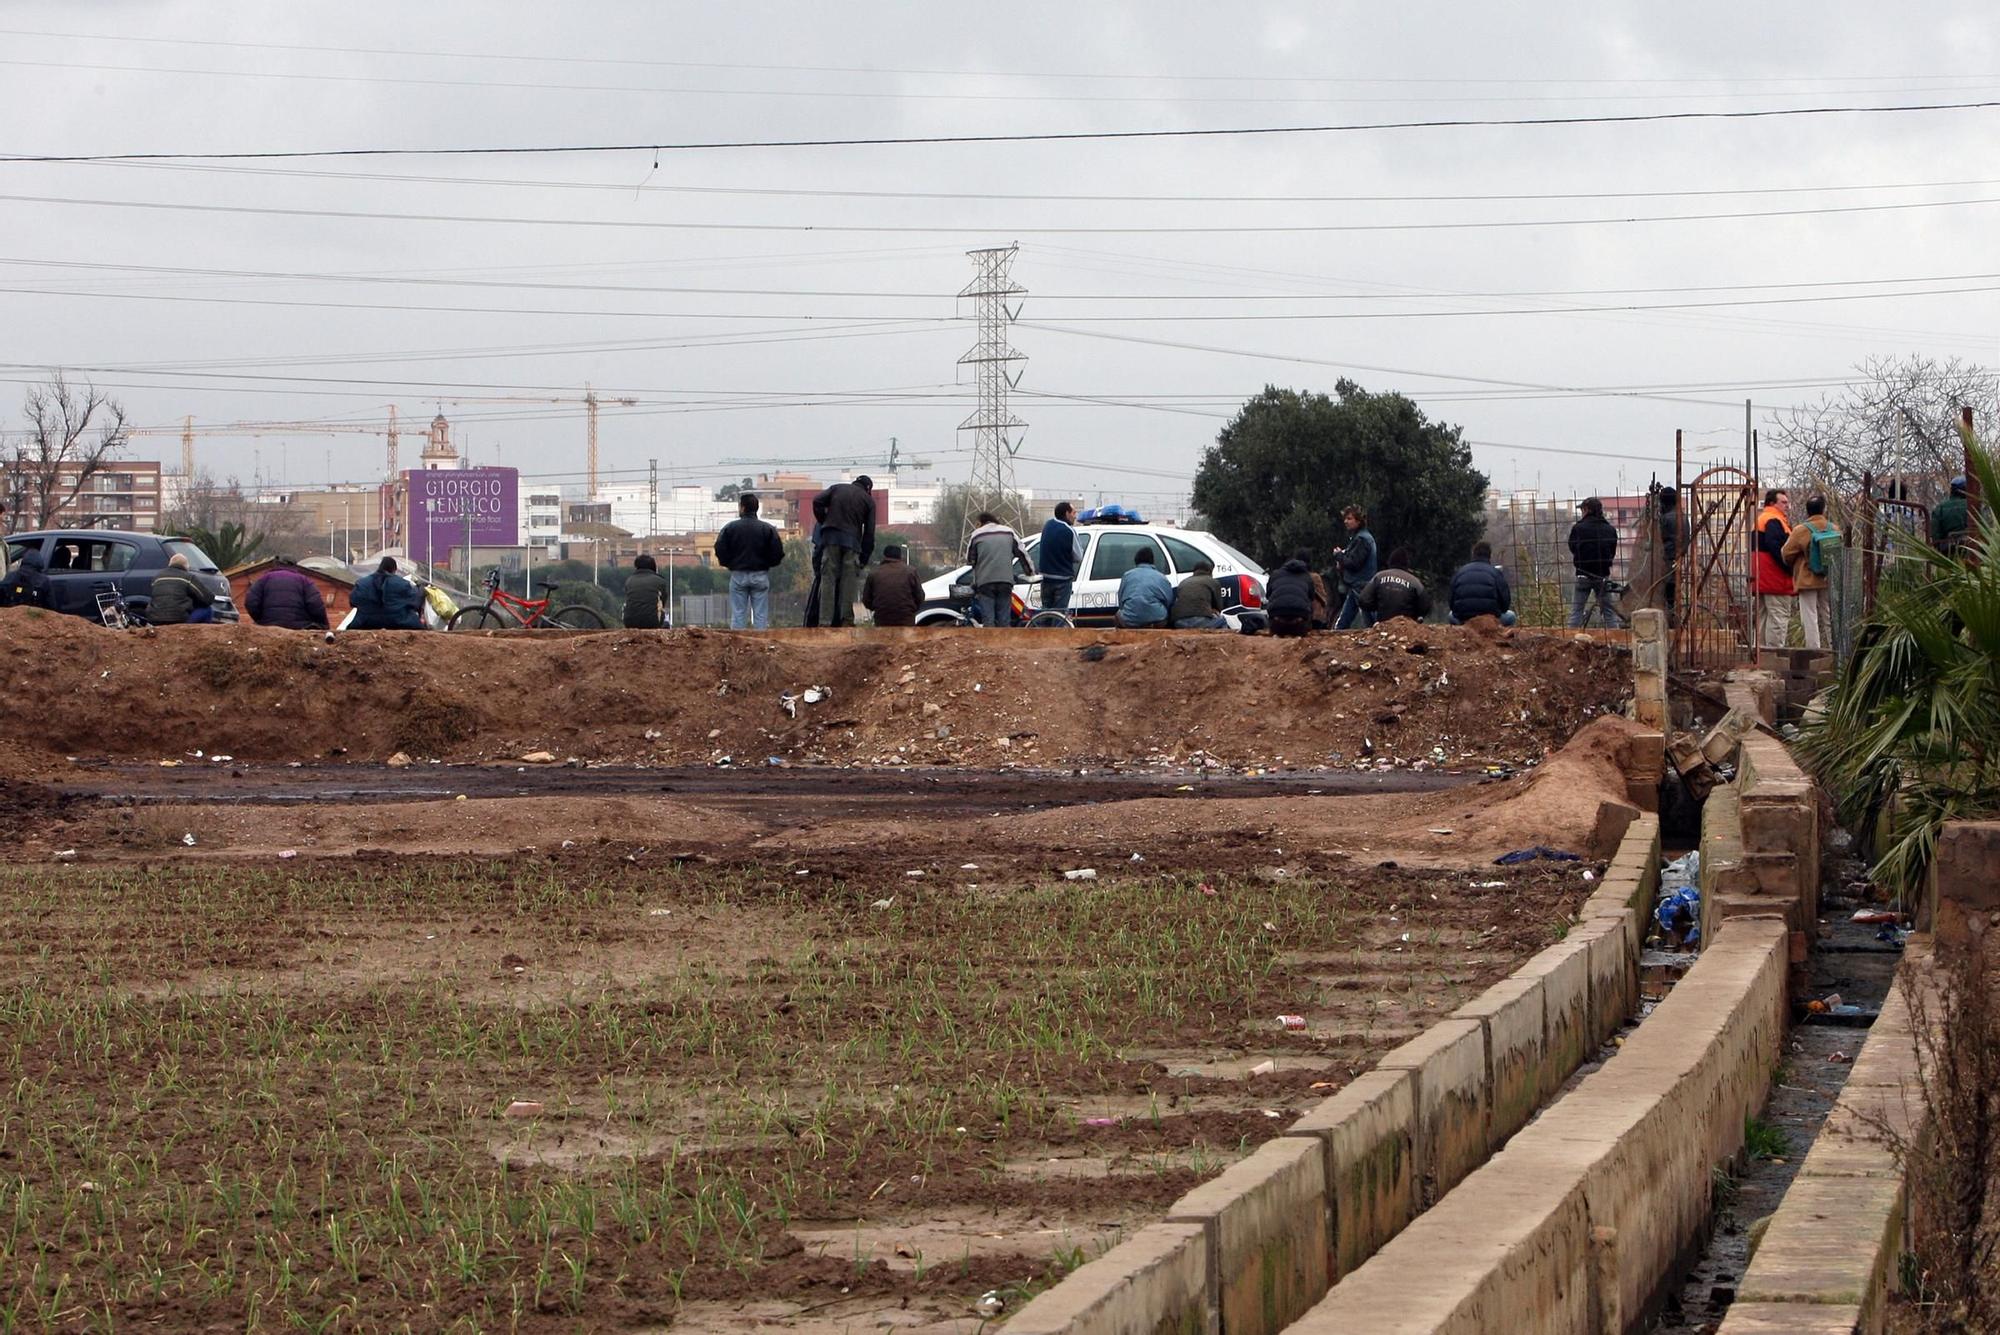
[1781,494,1840,651]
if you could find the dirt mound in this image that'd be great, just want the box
[0,608,1631,771]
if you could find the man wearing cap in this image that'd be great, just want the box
[1931,476,1971,557]
[1566,497,1623,629]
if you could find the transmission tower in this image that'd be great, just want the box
[957,245,1028,535]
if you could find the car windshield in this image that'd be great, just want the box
[162,540,220,573]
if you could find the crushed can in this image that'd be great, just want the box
[1276,1014,1308,1031]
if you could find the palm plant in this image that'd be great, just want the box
[176,520,265,571]
[1802,423,2000,904]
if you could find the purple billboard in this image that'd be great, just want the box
[405,468,519,563]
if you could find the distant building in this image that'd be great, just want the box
[2,459,163,533]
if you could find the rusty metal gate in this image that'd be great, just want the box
[1675,466,1757,671]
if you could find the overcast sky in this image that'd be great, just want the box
[3,1,1997,511]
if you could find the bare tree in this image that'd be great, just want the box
[5,373,130,531]
[162,469,317,559]
[1770,354,1997,503]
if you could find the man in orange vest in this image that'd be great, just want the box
[1754,489,1796,648]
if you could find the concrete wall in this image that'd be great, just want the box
[1701,721,1819,952]
[1722,945,1932,1335]
[1007,813,1661,1335]
[1290,916,1790,1335]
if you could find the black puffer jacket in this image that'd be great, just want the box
[714,516,785,572]
[0,550,51,608]
[1448,560,1512,621]
[1265,558,1316,620]
[1568,515,1618,580]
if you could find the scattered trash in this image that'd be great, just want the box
[277,849,297,860]
[960,863,980,870]
[1582,869,1596,883]
[1063,868,1098,881]
[714,755,733,768]
[1807,993,1843,1013]
[52,849,76,861]
[503,1101,545,1119]
[1661,851,1701,889]
[1655,887,1702,947]
[1851,909,1900,925]
[181,833,197,847]
[779,692,798,718]
[870,897,895,910]
[385,752,413,768]
[1276,1014,1307,1031]
[1427,827,1455,835]
[1471,880,1507,889]
[1081,1116,1119,1127]
[647,908,672,917]
[1130,852,1145,862]
[1199,882,1217,896]
[904,869,925,878]
[1399,931,1412,943]
[803,685,830,704]
[157,759,181,767]
[1828,1051,1852,1064]
[643,728,663,741]
[764,755,786,767]
[1495,845,1581,865]
[1309,1081,1338,1090]
[1249,1059,1277,1076]
[974,1292,1005,1318]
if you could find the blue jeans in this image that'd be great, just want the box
[1174,615,1228,630]
[1336,590,1373,630]
[1569,575,1622,629]
[729,570,771,630]
[1449,609,1517,626]
[975,583,1014,627]
[1041,578,1073,611]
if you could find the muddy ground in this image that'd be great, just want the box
[0,611,1646,1330]
[0,608,1630,772]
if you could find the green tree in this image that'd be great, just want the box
[931,482,1025,557]
[179,520,264,571]
[1192,382,1488,584]
[1802,426,1998,905]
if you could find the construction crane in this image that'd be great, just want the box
[130,408,406,481]
[443,384,637,497]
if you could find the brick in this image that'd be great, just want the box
[1514,939,1590,1100]
[1285,1069,1415,1280]
[1715,1302,1864,1334]
[1169,1137,1328,1335]
[1931,821,2000,951]
[1454,975,1546,1146]
[1572,917,1635,1047]
[1378,1017,1489,1205]
[1006,1222,1212,1335]
[1699,709,1756,766]
[1738,1175,1904,1308]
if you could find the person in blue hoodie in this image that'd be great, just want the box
[1036,501,1084,611]
[1115,547,1174,628]
[348,556,425,630]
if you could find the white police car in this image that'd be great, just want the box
[917,504,1268,628]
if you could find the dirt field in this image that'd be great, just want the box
[0,608,1629,772]
[0,852,1589,1332]
[0,612,1641,1330]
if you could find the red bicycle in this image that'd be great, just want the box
[446,569,609,630]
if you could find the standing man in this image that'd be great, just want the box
[1781,494,1839,651]
[714,491,785,630]
[1036,501,1084,612]
[1567,497,1623,629]
[1333,506,1378,630]
[622,554,669,629]
[1754,488,1796,647]
[1930,476,1971,557]
[1655,486,1691,625]
[245,558,329,630]
[811,475,875,628]
[965,511,1034,628]
[861,544,925,627]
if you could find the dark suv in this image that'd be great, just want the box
[3,530,238,622]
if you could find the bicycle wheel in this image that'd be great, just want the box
[447,606,508,631]
[1025,609,1075,629]
[547,605,608,630]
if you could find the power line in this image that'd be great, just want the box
[9,188,2000,235]
[6,98,1999,163]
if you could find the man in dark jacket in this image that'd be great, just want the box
[714,491,786,629]
[861,545,925,626]
[1265,553,1317,638]
[1357,548,1431,623]
[812,475,875,628]
[1567,497,1623,629]
[0,548,51,609]
[245,560,329,630]
[349,557,424,630]
[1333,506,1378,630]
[1170,560,1228,630]
[1036,502,1083,611]
[1655,486,1691,626]
[1448,542,1514,625]
[148,553,211,625]
[623,554,669,629]
[1931,476,1971,556]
